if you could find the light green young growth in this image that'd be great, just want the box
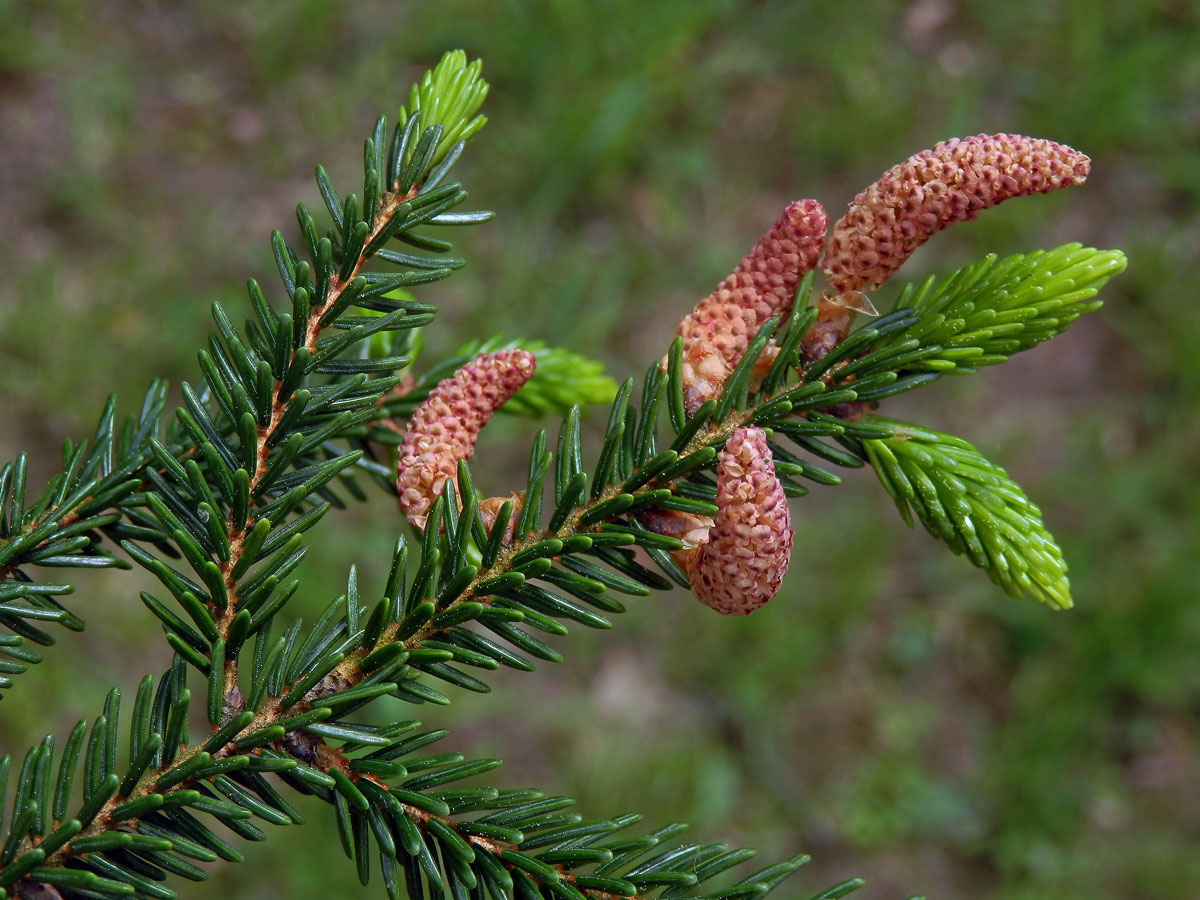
[863,422,1072,609]
[399,50,490,165]
[873,243,1128,375]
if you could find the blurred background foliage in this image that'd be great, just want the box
[1,1,1198,897]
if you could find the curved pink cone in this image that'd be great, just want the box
[822,134,1090,294]
[397,349,536,529]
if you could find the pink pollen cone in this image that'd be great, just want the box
[666,200,827,414]
[397,349,536,530]
[688,426,793,615]
[822,133,1090,294]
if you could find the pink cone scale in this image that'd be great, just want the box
[667,200,827,413]
[396,349,536,529]
[687,426,793,615]
[821,133,1090,294]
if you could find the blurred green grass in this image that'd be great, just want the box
[1,1,1198,897]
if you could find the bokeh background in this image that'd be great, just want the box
[2,1,1199,898]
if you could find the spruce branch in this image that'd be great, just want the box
[1,683,854,900]
[0,384,168,697]
[103,91,503,774]
[0,47,1123,900]
[258,317,865,711]
[0,314,875,897]
[0,54,497,699]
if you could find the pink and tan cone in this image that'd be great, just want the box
[821,133,1090,294]
[666,200,827,414]
[802,133,1090,364]
[687,426,793,615]
[396,349,536,530]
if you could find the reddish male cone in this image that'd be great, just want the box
[687,426,793,615]
[803,134,1090,364]
[397,349,536,530]
[822,133,1091,294]
[667,200,827,414]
